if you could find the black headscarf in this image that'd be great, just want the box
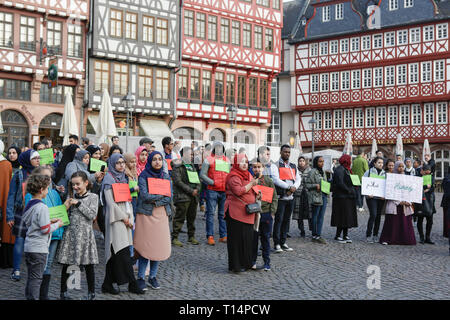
[54,144,79,183]
[86,145,101,157]
[313,156,324,175]
[7,146,21,169]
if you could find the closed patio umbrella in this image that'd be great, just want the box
[59,91,79,146]
[96,89,117,145]
[422,139,431,162]
[343,132,353,155]
[371,139,378,159]
[395,133,403,158]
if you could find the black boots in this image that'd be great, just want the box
[39,274,51,300]
[425,221,434,244]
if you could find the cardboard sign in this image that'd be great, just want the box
[166,159,173,171]
[370,173,386,179]
[186,170,200,184]
[129,180,138,197]
[385,173,423,204]
[22,182,26,197]
[252,185,274,203]
[321,180,331,194]
[90,159,107,172]
[422,175,432,186]
[350,174,361,186]
[215,159,230,173]
[112,183,132,202]
[49,205,70,226]
[361,177,386,198]
[147,178,171,197]
[38,148,54,165]
[279,167,294,180]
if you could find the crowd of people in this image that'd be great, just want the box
[0,136,449,300]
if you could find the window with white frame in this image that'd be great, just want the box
[344,109,353,129]
[437,102,448,124]
[321,73,329,92]
[397,30,408,45]
[434,60,445,81]
[404,0,413,8]
[351,37,360,52]
[412,104,422,125]
[355,108,364,128]
[340,39,349,53]
[437,23,448,40]
[424,103,434,124]
[314,111,323,129]
[385,32,395,47]
[377,107,386,127]
[400,105,410,126]
[388,105,398,126]
[341,71,350,90]
[331,72,339,91]
[366,108,375,127]
[323,6,330,22]
[374,67,383,87]
[363,69,372,88]
[397,64,407,85]
[310,43,318,56]
[324,111,332,129]
[421,61,432,82]
[320,42,328,55]
[362,36,371,50]
[389,0,398,10]
[409,63,419,83]
[373,34,382,49]
[336,3,344,20]
[334,110,343,129]
[410,28,420,43]
[423,25,434,41]
[311,74,319,93]
[352,70,361,89]
[330,40,338,54]
[385,66,395,86]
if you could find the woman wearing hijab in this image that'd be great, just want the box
[0,141,13,268]
[304,156,329,244]
[86,145,102,163]
[135,151,172,290]
[54,144,79,187]
[6,149,40,281]
[379,161,416,245]
[134,146,148,176]
[124,153,139,258]
[7,146,21,176]
[99,143,110,162]
[100,153,144,295]
[86,145,106,238]
[331,154,358,243]
[224,153,260,273]
[64,150,104,187]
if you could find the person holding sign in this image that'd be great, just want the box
[134,146,148,176]
[351,150,369,213]
[379,161,416,246]
[415,165,436,244]
[331,155,358,244]
[199,142,230,245]
[161,136,180,176]
[292,156,312,238]
[171,147,201,247]
[135,151,172,291]
[100,154,144,295]
[56,171,99,300]
[124,152,140,257]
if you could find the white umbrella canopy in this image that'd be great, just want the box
[343,132,353,155]
[302,149,343,159]
[96,89,117,145]
[298,136,303,154]
[422,139,431,162]
[395,133,403,157]
[371,139,378,159]
[59,91,79,146]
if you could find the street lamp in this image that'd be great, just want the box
[122,92,134,153]
[227,104,237,151]
[308,118,318,160]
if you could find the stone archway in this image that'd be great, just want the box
[39,113,63,146]
[0,109,29,149]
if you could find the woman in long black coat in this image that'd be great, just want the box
[331,154,358,243]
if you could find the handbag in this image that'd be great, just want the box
[232,193,261,215]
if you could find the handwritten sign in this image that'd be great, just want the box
[215,159,230,173]
[252,185,274,203]
[38,148,54,165]
[361,177,386,198]
[186,170,200,184]
[147,178,171,197]
[112,183,132,202]
[166,159,173,171]
[321,180,330,195]
[279,167,294,180]
[350,175,361,186]
[385,173,423,204]
[370,173,386,179]
[90,159,107,172]
[129,180,138,197]
[49,205,70,226]
[422,175,432,186]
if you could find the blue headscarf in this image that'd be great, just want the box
[19,149,38,178]
[101,153,128,194]
[143,151,165,179]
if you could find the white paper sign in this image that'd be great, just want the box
[361,177,386,198]
[384,173,423,204]
[323,155,332,172]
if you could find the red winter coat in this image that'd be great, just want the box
[206,155,229,192]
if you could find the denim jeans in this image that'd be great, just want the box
[273,199,294,246]
[13,236,25,272]
[252,213,273,267]
[43,240,59,275]
[356,186,363,208]
[311,195,328,237]
[205,189,227,238]
[366,198,384,237]
[137,257,159,279]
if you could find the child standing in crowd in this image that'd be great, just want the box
[56,171,99,300]
[21,174,63,300]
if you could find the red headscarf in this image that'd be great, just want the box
[135,146,148,176]
[339,154,352,172]
[226,153,252,184]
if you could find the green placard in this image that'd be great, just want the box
[215,159,230,173]
[48,205,70,226]
[423,175,432,186]
[187,170,200,184]
[129,180,138,197]
[350,174,361,186]
[38,148,54,165]
[321,180,331,195]
[370,173,386,179]
[90,158,107,172]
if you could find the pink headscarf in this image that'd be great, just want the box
[135,146,148,176]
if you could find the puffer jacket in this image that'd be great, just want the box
[171,159,200,204]
[304,168,328,206]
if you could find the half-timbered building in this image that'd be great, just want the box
[0,0,88,148]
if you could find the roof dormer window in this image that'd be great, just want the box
[335,3,344,20]
[404,0,413,8]
[322,6,330,22]
[389,0,398,11]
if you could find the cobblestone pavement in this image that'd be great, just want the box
[1,193,449,300]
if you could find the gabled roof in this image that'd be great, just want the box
[282,0,310,40]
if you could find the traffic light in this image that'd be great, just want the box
[48,57,58,88]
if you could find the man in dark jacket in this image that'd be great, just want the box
[171,146,201,246]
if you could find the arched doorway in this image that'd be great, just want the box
[0,109,29,149]
[173,127,202,141]
[39,113,63,146]
[234,130,254,144]
[209,128,225,142]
